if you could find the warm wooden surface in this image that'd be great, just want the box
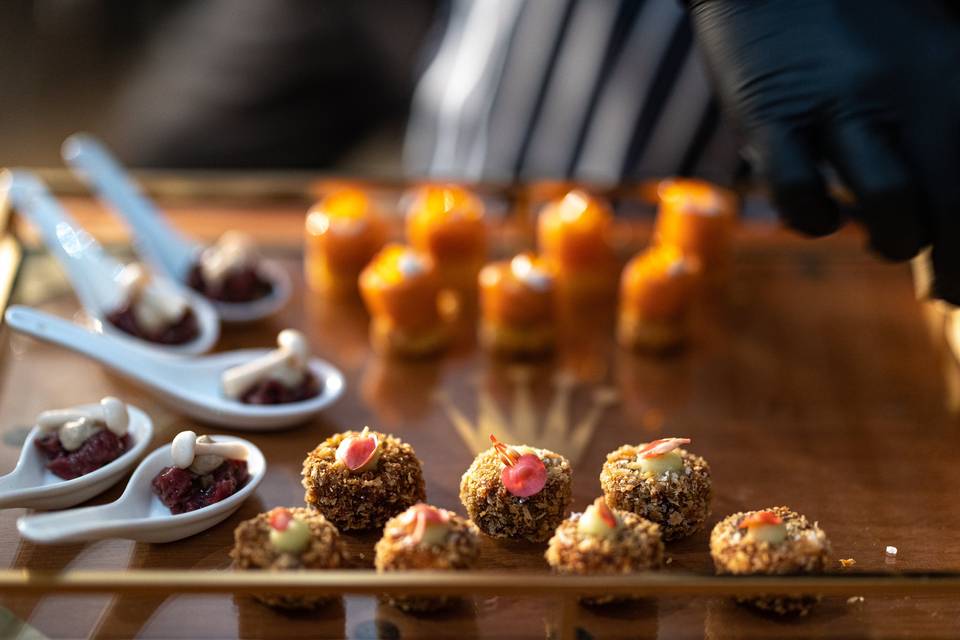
[1,198,958,639]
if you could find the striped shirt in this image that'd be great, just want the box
[404,0,742,186]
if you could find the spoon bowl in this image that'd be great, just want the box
[17,435,265,543]
[0,403,153,510]
[209,258,293,324]
[5,306,345,430]
[62,134,292,323]
[3,170,220,356]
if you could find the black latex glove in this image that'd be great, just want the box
[689,0,960,302]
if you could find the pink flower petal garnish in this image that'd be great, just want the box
[637,437,691,459]
[596,498,617,528]
[336,428,380,471]
[490,434,520,466]
[740,511,783,528]
[269,508,293,532]
[501,453,547,497]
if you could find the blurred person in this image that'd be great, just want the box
[689,0,960,302]
[110,0,435,168]
[408,0,960,302]
[115,0,737,180]
[113,0,960,302]
[405,0,741,186]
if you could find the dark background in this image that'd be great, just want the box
[0,0,437,172]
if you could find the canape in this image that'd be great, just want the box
[188,231,274,303]
[654,178,737,272]
[545,497,664,605]
[232,506,347,610]
[302,427,426,530]
[221,329,321,405]
[459,435,571,542]
[617,244,701,352]
[600,437,711,541]
[478,253,556,355]
[405,184,487,291]
[305,187,388,295]
[152,431,250,514]
[33,396,132,480]
[107,262,199,344]
[359,243,453,357]
[536,189,618,295]
[711,506,831,615]
[375,503,481,613]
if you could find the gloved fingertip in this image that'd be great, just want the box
[824,120,928,262]
[930,241,960,304]
[772,182,843,237]
[930,280,960,306]
[752,125,843,237]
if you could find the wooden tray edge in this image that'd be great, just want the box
[1,569,959,597]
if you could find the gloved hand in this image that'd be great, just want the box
[689,0,960,302]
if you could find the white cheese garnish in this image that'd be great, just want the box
[221,329,310,399]
[265,363,305,388]
[397,251,426,279]
[678,191,724,217]
[170,431,249,475]
[557,190,589,222]
[117,263,188,333]
[308,214,366,237]
[200,231,260,286]
[58,418,102,452]
[38,397,129,437]
[510,254,552,291]
[666,257,692,278]
[189,449,225,475]
[170,432,226,475]
[328,217,366,236]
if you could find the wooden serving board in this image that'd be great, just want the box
[0,197,957,639]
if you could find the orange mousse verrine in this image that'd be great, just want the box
[537,189,617,270]
[359,244,445,333]
[305,187,387,292]
[655,178,736,269]
[479,253,556,328]
[620,244,700,322]
[478,253,557,354]
[405,184,486,272]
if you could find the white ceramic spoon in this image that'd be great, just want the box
[5,306,345,430]
[3,170,220,356]
[17,435,265,543]
[0,403,153,510]
[62,134,292,323]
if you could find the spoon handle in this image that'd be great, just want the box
[0,466,27,492]
[17,502,129,543]
[5,171,125,313]
[5,306,179,384]
[62,134,201,281]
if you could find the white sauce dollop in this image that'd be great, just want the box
[117,263,189,333]
[221,329,310,399]
[200,231,260,286]
[510,255,552,292]
[665,257,692,278]
[328,217,367,236]
[397,251,426,279]
[58,418,102,452]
